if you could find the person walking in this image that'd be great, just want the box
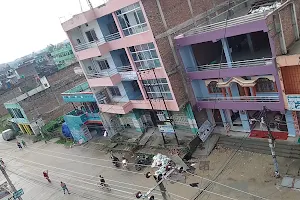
[17,141,22,150]
[21,140,27,147]
[61,181,70,194]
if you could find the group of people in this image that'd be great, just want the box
[110,151,128,169]
[16,140,26,149]
[43,170,70,194]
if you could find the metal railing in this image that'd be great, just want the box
[197,95,279,102]
[74,39,105,52]
[117,65,133,72]
[184,12,265,36]
[105,32,121,42]
[86,68,119,79]
[187,58,273,72]
[123,23,148,36]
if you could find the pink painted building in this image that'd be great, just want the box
[61,0,199,136]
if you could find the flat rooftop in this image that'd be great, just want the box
[181,0,281,37]
[62,82,91,94]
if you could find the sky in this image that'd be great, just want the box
[0,0,104,64]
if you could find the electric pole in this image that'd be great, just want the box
[0,165,23,200]
[262,106,280,178]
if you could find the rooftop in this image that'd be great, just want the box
[178,0,281,38]
[62,82,91,94]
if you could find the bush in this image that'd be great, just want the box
[41,116,64,133]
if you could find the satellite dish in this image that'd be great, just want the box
[74,67,84,75]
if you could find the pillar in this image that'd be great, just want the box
[220,109,231,130]
[227,87,232,97]
[246,33,254,54]
[131,110,144,133]
[206,109,216,126]
[221,38,233,67]
[185,103,199,134]
[221,88,227,97]
[239,110,250,132]
[251,86,257,96]
[286,110,297,137]
[179,46,198,71]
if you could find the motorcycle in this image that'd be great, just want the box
[135,154,152,171]
[111,156,120,168]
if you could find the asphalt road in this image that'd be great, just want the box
[0,137,196,200]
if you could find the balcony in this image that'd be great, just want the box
[74,39,106,52]
[64,110,101,126]
[187,58,275,80]
[95,90,133,114]
[86,69,122,87]
[174,0,284,47]
[196,95,284,111]
[117,66,138,80]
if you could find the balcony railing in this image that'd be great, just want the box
[74,39,106,52]
[197,96,279,102]
[117,65,133,72]
[184,12,265,37]
[123,23,148,36]
[86,69,119,79]
[187,58,273,72]
[104,32,121,42]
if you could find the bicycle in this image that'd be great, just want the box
[97,182,111,192]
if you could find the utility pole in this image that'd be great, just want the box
[0,165,23,200]
[153,175,169,200]
[262,106,280,178]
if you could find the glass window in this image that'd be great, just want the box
[96,60,110,70]
[109,87,121,97]
[142,78,172,100]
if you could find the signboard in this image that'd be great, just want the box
[158,122,175,134]
[287,95,300,111]
[198,120,214,142]
[13,189,24,199]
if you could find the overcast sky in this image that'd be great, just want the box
[0,0,104,64]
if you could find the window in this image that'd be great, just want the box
[85,29,98,42]
[131,81,140,92]
[120,54,130,66]
[109,87,121,97]
[116,2,148,36]
[256,78,277,92]
[96,60,110,70]
[8,108,24,118]
[129,43,160,70]
[76,39,81,44]
[88,66,93,71]
[207,81,222,93]
[142,78,172,100]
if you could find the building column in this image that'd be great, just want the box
[246,33,255,54]
[220,109,231,130]
[131,110,144,133]
[185,103,198,134]
[227,87,232,97]
[239,110,250,132]
[286,110,298,137]
[206,109,216,126]
[250,86,257,96]
[243,87,250,96]
[179,46,198,71]
[221,38,233,67]
[112,12,124,38]
[221,88,227,97]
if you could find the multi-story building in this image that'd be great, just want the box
[61,0,200,137]
[51,41,77,70]
[61,82,103,143]
[175,0,300,137]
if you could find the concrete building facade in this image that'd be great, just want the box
[61,0,200,137]
[175,0,300,137]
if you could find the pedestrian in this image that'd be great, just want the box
[60,181,70,194]
[21,140,27,147]
[17,141,22,150]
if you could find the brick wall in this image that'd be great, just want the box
[281,66,300,94]
[267,1,300,55]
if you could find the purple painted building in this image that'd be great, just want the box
[175,1,290,134]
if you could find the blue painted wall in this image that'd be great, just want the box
[110,49,130,67]
[97,14,116,37]
[179,46,197,71]
[123,81,142,100]
[286,110,296,137]
[62,93,96,103]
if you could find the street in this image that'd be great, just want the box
[0,137,196,200]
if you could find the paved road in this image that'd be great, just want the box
[0,137,196,200]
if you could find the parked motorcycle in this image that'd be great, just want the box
[135,154,152,171]
[110,152,120,168]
